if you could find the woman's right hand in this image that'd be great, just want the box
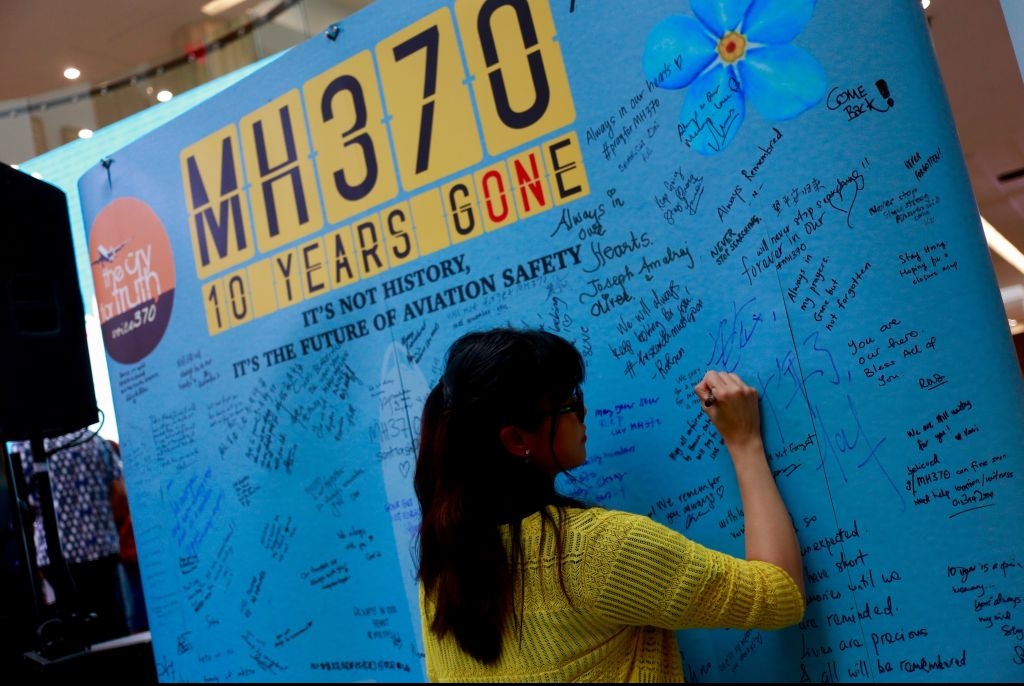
[695,369,805,599]
[694,370,763,453]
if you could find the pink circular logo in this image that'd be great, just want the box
[89,197,176,364]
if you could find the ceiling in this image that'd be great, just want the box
[0,0,372,100]
[2,0,1023,331]
[927,0,1024,332]
[0,0,268,101]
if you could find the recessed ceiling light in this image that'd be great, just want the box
[64,67,81,80]
[78,129,94,139]
[982,216,1024,276]
[157,90,174,102]
[201,0,247,16]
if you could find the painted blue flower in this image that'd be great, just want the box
[642,0,826,155]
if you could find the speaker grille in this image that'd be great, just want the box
[0,164,99,439]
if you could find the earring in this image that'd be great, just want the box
[524,448,531,457]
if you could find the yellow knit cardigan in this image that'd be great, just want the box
[420,506,805,682]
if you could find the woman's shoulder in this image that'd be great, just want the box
[561,506,668,537]
[517,506,677,546]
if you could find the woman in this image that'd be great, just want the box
[414,327,805,682]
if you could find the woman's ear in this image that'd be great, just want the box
[499,425,531,458]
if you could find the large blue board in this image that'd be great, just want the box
[78,0,1024,681]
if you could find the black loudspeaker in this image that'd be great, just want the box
[0,164,98,440]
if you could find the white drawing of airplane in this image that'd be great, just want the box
[91,238,131,265]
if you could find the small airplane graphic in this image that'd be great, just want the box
[91,239,131,265]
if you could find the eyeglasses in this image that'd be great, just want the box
[549,387,585,422]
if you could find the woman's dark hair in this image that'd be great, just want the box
[414,327,587,664]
